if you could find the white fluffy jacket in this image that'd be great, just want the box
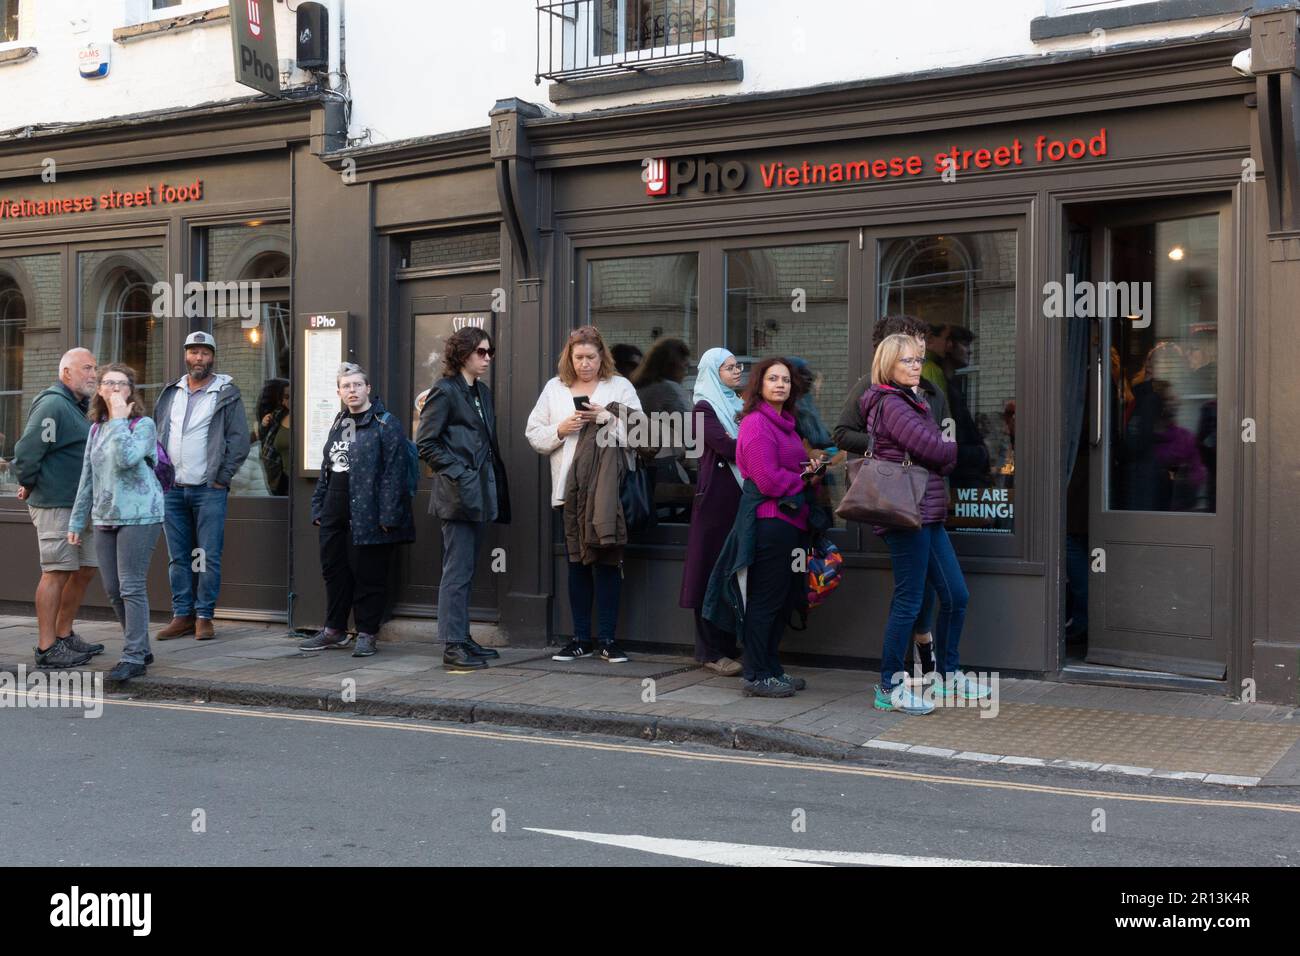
[525,375,641,507]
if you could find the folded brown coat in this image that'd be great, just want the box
[563,402,632,566]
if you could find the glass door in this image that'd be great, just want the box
[1085,199,1232,678]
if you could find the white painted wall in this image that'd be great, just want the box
[0,1,1251,145]
[342,0,1250,146]
[0,0,306,133]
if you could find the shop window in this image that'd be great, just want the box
[400,226,499,271]
[725,242,850,526]
[0,271,25,493]
[78,248,166,413]
[879,231,1018,535]
[196,222,292,497]
[588,252,698,525]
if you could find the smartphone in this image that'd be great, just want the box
[802,459,828,476]
[573,396,592,411]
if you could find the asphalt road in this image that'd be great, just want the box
[2,696,1297,867]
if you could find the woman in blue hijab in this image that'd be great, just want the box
[678,347,746,675]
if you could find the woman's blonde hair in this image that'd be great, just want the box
[558,325,616,386]
[871,333,924,386]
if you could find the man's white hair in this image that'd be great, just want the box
[58,348,94,376]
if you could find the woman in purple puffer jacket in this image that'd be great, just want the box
[862,334,990,715]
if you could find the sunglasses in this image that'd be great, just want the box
[474,346,496,359]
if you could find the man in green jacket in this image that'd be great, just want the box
[12,348,106,668]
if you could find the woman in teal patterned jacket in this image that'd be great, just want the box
[69,364,165,682]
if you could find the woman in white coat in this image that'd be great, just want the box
[526,325,641,663]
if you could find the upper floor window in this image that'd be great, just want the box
[1,0,20,43]
[596,0,735,57]
[121,0,225,25]
[1045,0,1145,13]
[538,0,735,83]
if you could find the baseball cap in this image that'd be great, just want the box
[184,331,217,351]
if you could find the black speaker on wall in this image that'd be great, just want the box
[296,1,329,71]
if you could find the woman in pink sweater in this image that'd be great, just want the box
[734,357,823,699]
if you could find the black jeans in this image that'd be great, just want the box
[319,508,395,635]
[568,561,622,646]
[741,518,804,682]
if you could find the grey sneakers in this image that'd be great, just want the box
[61,631,105,657]
[352,634,377,657]
[299,628,352,651]
[34,638,92,669]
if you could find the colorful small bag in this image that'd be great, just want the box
[805,537,843,609]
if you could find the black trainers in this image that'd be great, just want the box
[61,631,105,657]
[598,643,629,663]
[34,639,92,669]
[551,641,593,662]
[743,676,796,699]
[107,660,147,682]
[464,637,500,660]
[443,642,489,670]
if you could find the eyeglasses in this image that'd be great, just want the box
[100,379,131,389]
[474,347,496,359]
[897,357,925,368]
[339,382,367,392]
[720,362,744,373]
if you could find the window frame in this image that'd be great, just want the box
[563,0,737,75]
[0,0,22,45]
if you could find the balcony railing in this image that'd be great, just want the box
[536,0,734,84]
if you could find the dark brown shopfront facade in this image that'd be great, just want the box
[2,31,1296,704]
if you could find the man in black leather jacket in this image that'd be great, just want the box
[416,327,511,670]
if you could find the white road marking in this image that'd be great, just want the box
[524,828,1047,867]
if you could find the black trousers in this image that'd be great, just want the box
[741,517,804,682]
[694,608,741,663]
[319,506,395,635]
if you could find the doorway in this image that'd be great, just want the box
[1063,196,1233,681]
[394,271,502,622]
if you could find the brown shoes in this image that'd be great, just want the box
[195,618,215,641]
[703,656,743,677]
[156,615,196,641]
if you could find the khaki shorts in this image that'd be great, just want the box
[28,506,98,573]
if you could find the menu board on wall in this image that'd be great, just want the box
[300,312,348,475]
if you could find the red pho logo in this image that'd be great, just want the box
[643,158,668,196]
[247,0,263,38]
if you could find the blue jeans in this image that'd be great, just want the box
[163,485,229,619]
[95,523,161,665]
[882,523,969,689]
[568,561,622,646]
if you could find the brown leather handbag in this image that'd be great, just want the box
[834,394,929,529]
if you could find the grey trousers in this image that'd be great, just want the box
[437,519,487,645]
[95,523,162,665]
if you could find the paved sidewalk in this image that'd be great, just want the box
[2,614,1297,787]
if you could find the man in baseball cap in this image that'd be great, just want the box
[151,329,250,641]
